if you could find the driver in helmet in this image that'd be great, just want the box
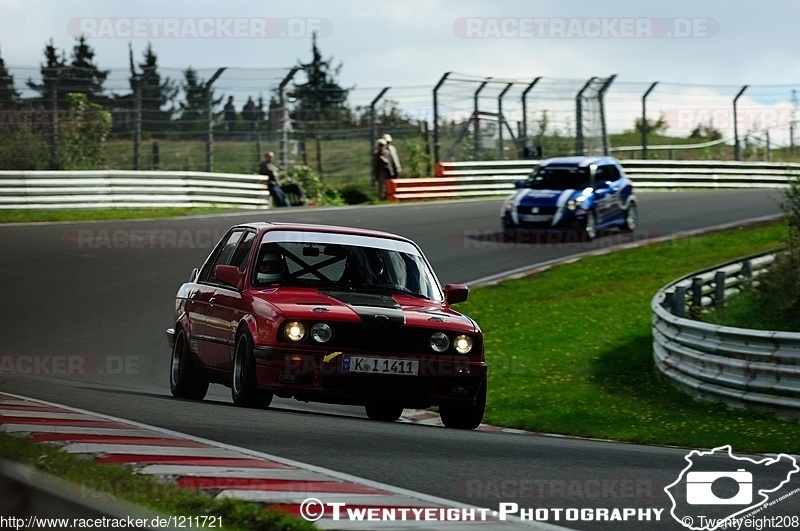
[256,252,286,284]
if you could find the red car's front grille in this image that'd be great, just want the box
[329,324,429,354]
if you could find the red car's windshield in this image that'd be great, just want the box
[251,231,443,302]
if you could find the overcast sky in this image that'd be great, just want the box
[3,0,799,139]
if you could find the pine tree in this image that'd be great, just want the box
[289,32,350,129]
[178,67,221,131]
[26,39,68,108]
[0,46,19,109]
[27,37,108,108]
[67,35,108,104]
[129,43,177,132]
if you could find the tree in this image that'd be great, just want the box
[0,46,20,109]
[26,39,68,108]
[288,32,350,129]
[632,113,668,135]
[27,37,108,108]
[689,120,722,141]
[177,67,221,131]
[129,43,177,132]
[67,35,108,104]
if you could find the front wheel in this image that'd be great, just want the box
[365,404,404,422]
[622,202,638,231]
[231,331,273,408]
[581,211,598,241]
[170,328,209,400]
[439,377,486,430]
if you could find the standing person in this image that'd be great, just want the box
[242,96,257,140]
[223,96,236,134]
[382,133,401,177]
[373,139,395,201]
[258,151,291,207]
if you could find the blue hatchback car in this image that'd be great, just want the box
[501,156,638,240]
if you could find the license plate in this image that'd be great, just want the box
[520,214,553,223]
[342,355,419,376]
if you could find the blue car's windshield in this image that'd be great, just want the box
[525,167,590,190]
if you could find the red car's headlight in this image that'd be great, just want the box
[453,335,473,354]
[284,321,307,342]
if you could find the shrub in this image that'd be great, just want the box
[283,165,345,206]
[337,182,376,205]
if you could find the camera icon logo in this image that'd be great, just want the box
[686,469,752,505]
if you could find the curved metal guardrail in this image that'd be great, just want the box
[651,251,800,413]
[388,159,799,201]
[0,170,270,210]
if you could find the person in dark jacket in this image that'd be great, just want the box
[258,152,291,207]
[373,139,395,201]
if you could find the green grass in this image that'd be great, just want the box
[0,431,314,530]
[458,222,800,453]
[0,207,233,224]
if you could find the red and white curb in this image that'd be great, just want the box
[0,392,567,530]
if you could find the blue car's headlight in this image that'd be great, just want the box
[566,199,577,211]
[504,197,515,211]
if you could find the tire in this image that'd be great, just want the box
[365,404,404,422]
[622,202,638,231]
[439,377,487,430]
[170,328,209,400]
[231,330,273,408]
[582,211,598,241]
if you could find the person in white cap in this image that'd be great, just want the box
[382,133,401,177]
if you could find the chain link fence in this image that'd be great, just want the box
[2,64,799,186]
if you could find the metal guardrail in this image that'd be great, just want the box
[0,170,270,210]
[651,251,800,413]
[387,160,799,201]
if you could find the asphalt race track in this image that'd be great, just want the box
[1,190,796,530]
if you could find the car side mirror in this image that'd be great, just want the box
[514,180,523,189]
[444,284,469,305]
[215,265,244,290]
[189,268,199,282]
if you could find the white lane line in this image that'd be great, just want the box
[0,425,158,437]
[137,466,320,480]
[0,410,102,420]
[214,491,437,505]
[60,444,242,457]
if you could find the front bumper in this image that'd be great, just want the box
[502,210,585,231]
[252,346,487,407]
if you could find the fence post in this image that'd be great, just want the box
[132,69,153,171]
[432,72,451,164]
[521,77,541,158]
[733,85,748,161]
[278,67,298,171]
[742,259,753,279]
[204,67,226,173]
[641,82,658,160]
[673,286,687,317]
[498,83,513,160]
[691,277,704,307]
[714,270,726,307]
[598,75,616,156]
[575,77,595,156]
[474,78,491,159]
